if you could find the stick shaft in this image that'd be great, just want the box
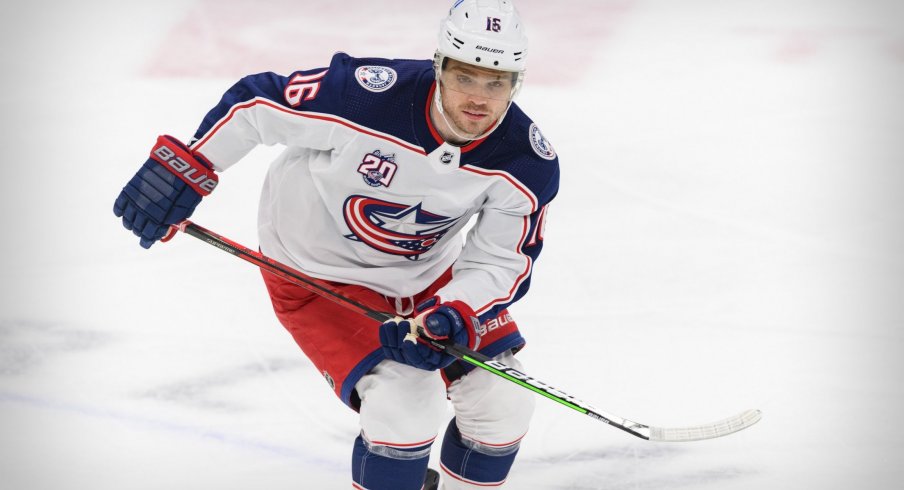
[175,220,761,441]
[178,221,389,323]
[175,221,634,431]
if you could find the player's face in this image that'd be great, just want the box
[438,59,515,140]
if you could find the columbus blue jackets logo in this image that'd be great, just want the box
[355,66,397,92]
[529,123,556,160]
[343,196,461,260]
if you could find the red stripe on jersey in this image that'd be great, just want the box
[425,84,443,144]
[193,97,427,156]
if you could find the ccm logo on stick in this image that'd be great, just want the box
[153,144,218,194]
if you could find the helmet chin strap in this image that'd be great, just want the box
[433,82,512,144]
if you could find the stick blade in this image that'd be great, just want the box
[649,409,762,442]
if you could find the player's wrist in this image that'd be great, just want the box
[148,135,218,196]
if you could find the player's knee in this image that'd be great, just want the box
[462,382,535,446]
[451,352,536,445]
[357,360,448,445]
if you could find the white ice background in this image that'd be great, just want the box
[1,0,903,489]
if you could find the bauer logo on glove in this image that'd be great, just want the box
[150,136,218,195]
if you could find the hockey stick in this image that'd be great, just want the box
[172,220,762,442]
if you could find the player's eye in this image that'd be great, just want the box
[456,74,474,85]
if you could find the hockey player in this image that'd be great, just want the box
[113,1,558,488]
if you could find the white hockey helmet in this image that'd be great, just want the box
[436,0,528,74]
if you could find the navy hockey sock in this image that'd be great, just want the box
[439,419,521,486]
[352,434,432,490]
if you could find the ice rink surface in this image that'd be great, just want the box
[1,0,903,488]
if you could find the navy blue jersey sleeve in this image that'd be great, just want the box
[186,53,354,169]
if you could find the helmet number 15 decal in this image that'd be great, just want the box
[285,69,328,107]
[486,17,501,32]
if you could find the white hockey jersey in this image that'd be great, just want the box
[188,53,559,324]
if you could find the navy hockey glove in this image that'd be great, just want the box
[379,298,481,371]
[113,135,218,248]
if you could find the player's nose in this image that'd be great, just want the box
[465,93,489,105]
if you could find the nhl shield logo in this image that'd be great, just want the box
[355,66,397,92]
[440,151,455,165]
[529,123,556,160]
